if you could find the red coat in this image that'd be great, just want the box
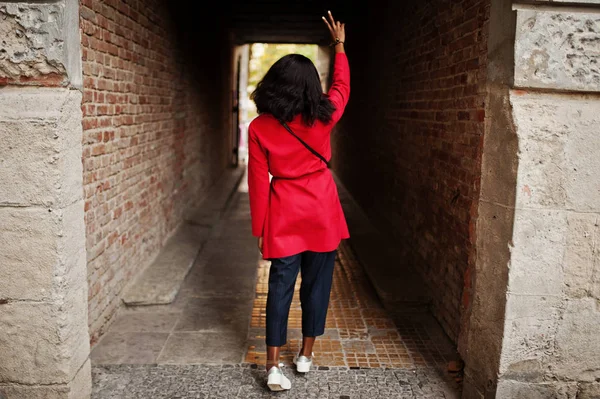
[248,52,351,259]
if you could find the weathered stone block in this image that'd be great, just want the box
[577,382,600,399]
[0,295,88,388]
[500,295,562,376]
[504,294,563,323]
[0,202,89,386]
[0,207,59,300]
[496,380,579,399]
[511,92,600,212]
[0,2,66,82]
[515,9,600,92]
[0,118,62,206]
[0,358,90,399]
[509,208,566,294]
[0,302,69,384]
[0,87,72,119]
[563,213,599,299]
[0,88,84,208]
[0,0,82,86]
[0,199,86,301]
[553,298,600,381]
[0,384,70,399]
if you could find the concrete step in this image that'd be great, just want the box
[185,166,247,226]
[122,166,246,306]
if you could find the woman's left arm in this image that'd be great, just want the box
[323,11,350,123]
[327,52,350,124]
[247,125,269,243]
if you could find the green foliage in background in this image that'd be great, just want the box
[247,43,318,119]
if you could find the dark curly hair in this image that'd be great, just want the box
[251,54,336,126]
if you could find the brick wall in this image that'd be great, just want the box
[333,0,489,342]
[80,0,231,344]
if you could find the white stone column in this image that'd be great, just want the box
[465,1,600,398]
[497,2,600,397]
[0,0,91,398]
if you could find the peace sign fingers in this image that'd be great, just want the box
[321,10,346,44]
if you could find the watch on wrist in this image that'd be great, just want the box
[331,37,344,46]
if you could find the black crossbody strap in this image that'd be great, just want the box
[279,120,329,166]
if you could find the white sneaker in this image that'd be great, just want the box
[267,363,291,391]
[293,352,314,373]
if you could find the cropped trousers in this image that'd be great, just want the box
[265,250,336,347]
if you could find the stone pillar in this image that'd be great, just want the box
[0,0,91,398]
[464,0,600,397]
[461,1,518,396]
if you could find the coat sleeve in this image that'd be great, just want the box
[247,124,269,237]
[327,52,351,124]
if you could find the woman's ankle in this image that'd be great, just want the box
[299,347,312,357]
[266,345,281,370]
[300,336,316,357]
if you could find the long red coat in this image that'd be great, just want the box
[248,52,351,259]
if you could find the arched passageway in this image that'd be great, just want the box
[84,0,493,395]
[1,0,600,397]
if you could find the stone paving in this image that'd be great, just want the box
[89,188,258,366]
[92,364,459,398]
[91,170,463,398]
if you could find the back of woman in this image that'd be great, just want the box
[248,41,350,260]
[247,10,350,392]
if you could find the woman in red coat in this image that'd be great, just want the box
[248,11,350,391]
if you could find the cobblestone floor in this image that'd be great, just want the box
[92,364,460,398]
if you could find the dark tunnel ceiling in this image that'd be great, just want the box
[226,0,369,44]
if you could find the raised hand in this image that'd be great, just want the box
[322,10,345,46]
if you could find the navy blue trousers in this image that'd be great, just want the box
[265,250,337,347]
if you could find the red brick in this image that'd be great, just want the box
[333,0,490,345]
[81,0,231,344]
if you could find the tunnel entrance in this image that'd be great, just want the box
[88,0,476,389]
[93,0,483,372]
[232,43,329,166]
[3,0,599,397]
[83,0,490,395]
[224,0,489,351]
